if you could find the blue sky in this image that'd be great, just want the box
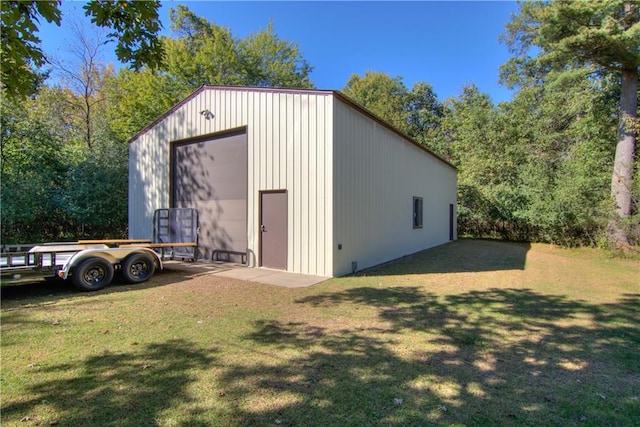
[40,1,519,103]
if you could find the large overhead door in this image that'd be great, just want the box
[172,130,247,261]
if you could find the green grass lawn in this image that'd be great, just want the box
[1,240,639,426]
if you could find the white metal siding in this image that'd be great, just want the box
[332,99,457,276]
[129,88,334,276]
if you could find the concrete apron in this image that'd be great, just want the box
[162,260,329,288]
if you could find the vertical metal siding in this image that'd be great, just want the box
[332,99,457,276]
[129,88,334,276]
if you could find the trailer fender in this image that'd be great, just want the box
[57,247,162,280]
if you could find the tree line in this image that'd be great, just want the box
[1,2,638,248]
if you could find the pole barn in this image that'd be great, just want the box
[128,86,457,277]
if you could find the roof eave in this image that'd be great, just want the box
[332,91,457,171]
[127,85,457,172]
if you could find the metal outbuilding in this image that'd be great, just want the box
[128,86,457,277]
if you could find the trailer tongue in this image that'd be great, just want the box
[0,208,198,291]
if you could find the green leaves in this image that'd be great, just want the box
[502,0,639,245]
[162,7,313,90]
[502,1,640,86]
[0,89,70,242]
[439,71,619,245]
[342,71,443,153]
[1,0,164,99]
[538,1,639,71]
[0,0,62,98]
[1,4,317,243]
[105,68,187,142]
[111,5,315,142]
[237,21,313,88]
[343,71,409,130]
[1,80,129,242]
[83,0,164,70]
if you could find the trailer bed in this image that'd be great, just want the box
[1,208,199,291]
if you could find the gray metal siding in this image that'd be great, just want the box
[172,131,248,260]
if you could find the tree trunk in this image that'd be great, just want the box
[609,67,638,246]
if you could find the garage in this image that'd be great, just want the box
[171,129,247,261]
[128,86,457,277]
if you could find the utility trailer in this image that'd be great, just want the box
[0,208,198,291]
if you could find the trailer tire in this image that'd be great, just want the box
[73,257,114,291]
[121,253,155,284]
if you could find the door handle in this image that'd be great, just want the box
[260,224,266,232]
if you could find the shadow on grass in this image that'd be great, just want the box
[361,239,531,275]
[219,288,639,426]
[0,267,200,303]
[1,339,217,426]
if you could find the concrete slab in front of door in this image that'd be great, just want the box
[214,267,329,288]
[163,260,329,288]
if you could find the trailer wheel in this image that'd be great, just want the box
[73,257,114,291]
[121,253,155,284]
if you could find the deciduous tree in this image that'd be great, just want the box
[162,6,313,91]
[238,21,313,88]
[0,88,72,242]
[50,19,111,149]
[1,0,164,99]
[105,68,186,142]
[162,6,242,89]
[110,5,315,142]
[343,71,409,131]
[342,71,444,154]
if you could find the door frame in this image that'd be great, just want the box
[259,190,288,269]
